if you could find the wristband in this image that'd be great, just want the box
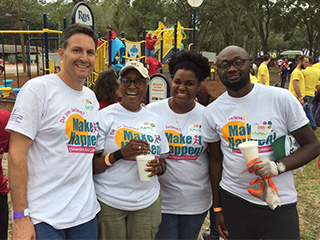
[157,162,165,176]
[213,207,223,213]
[13,208,29,219]
[113,149,123,161]
[104,153,112,167]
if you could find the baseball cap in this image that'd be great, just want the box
[119,61,150,80]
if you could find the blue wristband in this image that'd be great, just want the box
[13,208,29,219]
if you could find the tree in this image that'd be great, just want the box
[238,0,277,55]
[284,0,320,57]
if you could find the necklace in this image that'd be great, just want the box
[174,112,192,137]
[171,101,193,137]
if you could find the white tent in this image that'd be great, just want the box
[280,50,303,56]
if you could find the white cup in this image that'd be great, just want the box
[136,155,154,181]
[238,141,259,163]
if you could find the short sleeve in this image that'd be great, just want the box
[95,110,112,152]
[201,107,220,143]
[5,83,44,140]
[157,118,169,155]
[284,91,309,132]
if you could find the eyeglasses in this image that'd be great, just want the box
[120,78,146,88]
[217,58,250,70]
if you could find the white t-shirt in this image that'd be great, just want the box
[147,99,212,214]
[202,84,309,206]
[6,74,100,229]
[94,103,169,211]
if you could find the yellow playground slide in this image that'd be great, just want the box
[154,21,185,61]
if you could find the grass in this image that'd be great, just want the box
[294,129,320,240]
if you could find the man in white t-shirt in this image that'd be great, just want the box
[202,45,320,240]
[6,24,101,240]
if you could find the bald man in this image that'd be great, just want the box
[201,45,320,240]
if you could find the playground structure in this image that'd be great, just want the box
[0,14,192,96]
[89,18,191,88]
[0,14,64,100]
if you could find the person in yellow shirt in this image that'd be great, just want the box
[302,57,320,130]
[250,62,258,83]
[288,55,309,106]
[257,54,271,85]
[313,60,320,70]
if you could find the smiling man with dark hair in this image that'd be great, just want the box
[6,24,100,240]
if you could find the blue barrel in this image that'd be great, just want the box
[3,79,13,88]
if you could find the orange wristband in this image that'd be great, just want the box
[104,153,112,167]
[213,207,223,213]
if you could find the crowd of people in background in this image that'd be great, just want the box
[1,23,320,240]
[248,53,320,131]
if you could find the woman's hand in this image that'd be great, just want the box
[216,212,229,240]
[145,158,166,177]
[121,139,151,159]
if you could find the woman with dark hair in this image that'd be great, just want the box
[147,51,212,240]
[93,69,120,110]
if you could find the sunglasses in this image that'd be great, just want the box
[120,78,146,88]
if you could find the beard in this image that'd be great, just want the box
[220,71,251,91]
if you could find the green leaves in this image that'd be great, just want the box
[1,0,320,58]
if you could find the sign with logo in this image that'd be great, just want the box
[147,74,170,104]
[72,2,94,30]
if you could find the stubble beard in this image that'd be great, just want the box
[221,72,250,91]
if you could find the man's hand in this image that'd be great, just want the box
[12,217,36,240]
[247,157,278,179]
[299,97,305,106]
[248,177,281,210]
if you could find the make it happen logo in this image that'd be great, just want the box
[222,120,251,149]
[165,129,204,161]
[114,127,161,158]
[221,118,276,153]
[65,114,98,154]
